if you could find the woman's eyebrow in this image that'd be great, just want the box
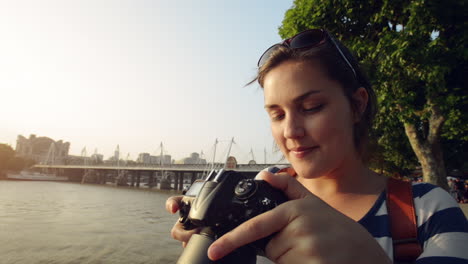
[293,90,322,103]
[264,90,322,109]
[264,104,279,110]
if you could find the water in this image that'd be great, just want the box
[0,181,182,264]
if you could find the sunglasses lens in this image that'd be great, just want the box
[257,29,357,79]
[289,29,325,49]
[258,30,325,67]
[258,44,282,67]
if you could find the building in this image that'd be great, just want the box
[181,152,207,165]
[91,153,104,164]
[137,153,172,165]
[137,153,151,164]
[15,134,70,164]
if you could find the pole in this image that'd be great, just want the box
[223,137,235,169]
[210,138,218,172]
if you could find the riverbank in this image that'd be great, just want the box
[3,171,185,194]
[5,172,68,181]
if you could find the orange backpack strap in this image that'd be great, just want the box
[386,178,423,262]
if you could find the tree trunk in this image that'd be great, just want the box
[402,104,448,190]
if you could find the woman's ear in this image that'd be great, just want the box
[352,87,368,122]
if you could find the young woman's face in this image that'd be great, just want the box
[263,60,358,179]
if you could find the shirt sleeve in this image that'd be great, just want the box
[413,183,468,263]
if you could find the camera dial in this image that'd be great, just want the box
[234,179,258,200]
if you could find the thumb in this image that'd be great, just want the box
[260,171,311,200]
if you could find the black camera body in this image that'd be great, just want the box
[177,169,288,264]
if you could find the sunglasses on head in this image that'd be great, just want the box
[257,29,357,78]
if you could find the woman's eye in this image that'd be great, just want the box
[303,104,323,113]
[270,112,285,121]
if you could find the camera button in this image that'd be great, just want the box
[235,179,257,200]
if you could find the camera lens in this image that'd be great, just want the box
[235,179,257,200]
[176,232,215,264]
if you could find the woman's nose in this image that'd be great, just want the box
[284,115,305,139]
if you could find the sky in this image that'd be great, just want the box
[0,0,294,164]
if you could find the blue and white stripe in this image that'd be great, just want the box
[360,182,468,263]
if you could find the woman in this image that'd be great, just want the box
[167,29,468,263]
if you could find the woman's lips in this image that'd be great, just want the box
[289,146,319,158]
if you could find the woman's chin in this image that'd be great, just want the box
[291,165,325,180]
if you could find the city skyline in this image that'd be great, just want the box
[13,133,281,164]
[0,1,292,164]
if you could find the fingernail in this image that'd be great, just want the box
[208,245,222,260]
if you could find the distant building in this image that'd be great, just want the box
[181,152,207,165]
[47,152,104,166]
[137,153,172,165]
[66,155,86,165]
[137,153,151,164]
[15,134,70,164]
[91,153,104,164]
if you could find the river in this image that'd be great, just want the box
[0,181,182,264]
[2,180,467,264]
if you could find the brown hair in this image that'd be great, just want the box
[252,39,377,159]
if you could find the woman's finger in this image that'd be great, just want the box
[254,170,274,180]
[171,221,201,243]
[259,171,312,200]
[165,195,183,214]
[206,172,317,260]
[207,201,297,261]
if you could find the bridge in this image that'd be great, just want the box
[33,163,288,191]
[31,138,291,191]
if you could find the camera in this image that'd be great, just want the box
[176,169,288,264]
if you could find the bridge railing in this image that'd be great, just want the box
[33,163,290,172]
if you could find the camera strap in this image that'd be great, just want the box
[386,178,422,263]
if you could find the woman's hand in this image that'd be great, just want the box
[165,195,200,247]
[207,172,392,264]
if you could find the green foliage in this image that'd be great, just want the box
[279,0,468,174]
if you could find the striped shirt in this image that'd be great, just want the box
[256,171,468,263]
[363,182,468,263]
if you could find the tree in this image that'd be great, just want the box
[0,143,35,176]
[279,0,467,189]
[0,144,16,173]
[367,126,419,177]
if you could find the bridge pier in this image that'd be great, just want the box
[174,172,179,191]
[131,174,135,187]
[191,172,197,184]
[148,173,154,188]
[179,173,184,191]
[136,171,141,187]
